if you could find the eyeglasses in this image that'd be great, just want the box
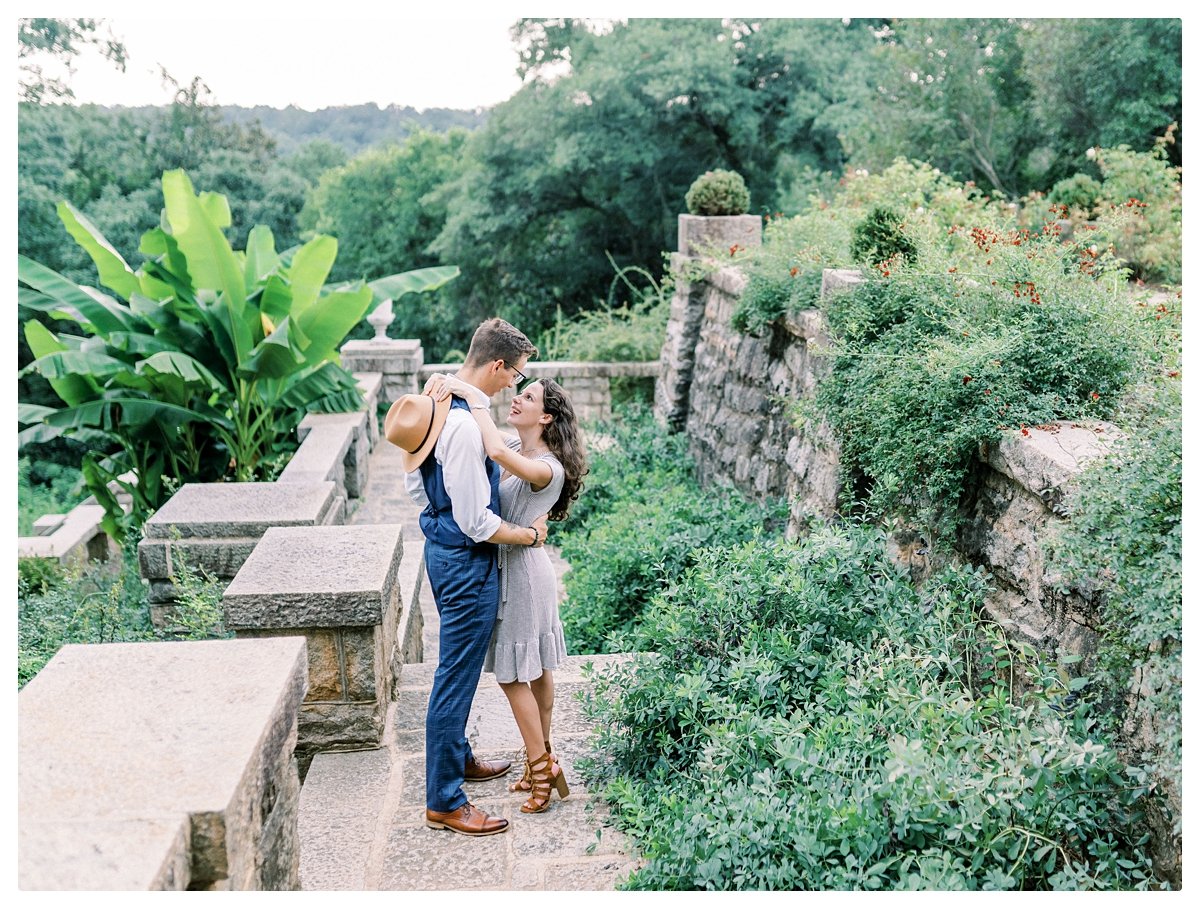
[505,362,527,386]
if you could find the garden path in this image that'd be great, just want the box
[297,437,640,890]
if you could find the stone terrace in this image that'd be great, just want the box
[296,436,642,890]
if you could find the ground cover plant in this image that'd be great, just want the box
[17,543,229,688]
[557,407,785,652]
[578,524,1163,889]
[1048,374,1182,844]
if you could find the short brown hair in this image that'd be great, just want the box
[464,317,537,368]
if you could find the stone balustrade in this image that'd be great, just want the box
[17,473,136,567]
[136,372,380,626]
[222,524,410,772]
[18,637,308,890]
[420,360,660,425]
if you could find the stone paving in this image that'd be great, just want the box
[297,438,641,890]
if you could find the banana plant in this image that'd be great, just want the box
[19,169,458,540]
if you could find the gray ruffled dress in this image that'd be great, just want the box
[484,441,569,683]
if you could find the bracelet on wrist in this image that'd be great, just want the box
[529,526,540,547]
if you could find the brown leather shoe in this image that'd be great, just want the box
[425,803,509,836]
[464,755,512,781]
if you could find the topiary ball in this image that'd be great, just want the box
[685,169,751,216]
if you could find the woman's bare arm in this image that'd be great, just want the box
[425,374,553,489]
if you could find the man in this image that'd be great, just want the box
[392,318,546,837]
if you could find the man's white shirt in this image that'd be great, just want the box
[404,390,503,543]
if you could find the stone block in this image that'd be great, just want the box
[32,514,65,535]
[144,482,338,540]
[19,637,308,890]
[298,702,384,753]
[677,213,762,257]
[982,420,1123,509]
[223,524,404,629]
[138,537,260,586]
[820,267,866,297]
[343,626,382,701]
[18,503,110,566]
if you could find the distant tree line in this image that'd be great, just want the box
[19,17,1181,370]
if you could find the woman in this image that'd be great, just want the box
[426,372,587,814]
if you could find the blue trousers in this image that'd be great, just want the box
[423,539,499,812]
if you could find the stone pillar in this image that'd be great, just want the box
[138,482,341,628]
[654,252,711,431]
[677,213,763,257]
[340,339,424,405]
[18,637,308,890]
[222,524,405,769]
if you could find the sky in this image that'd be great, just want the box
[29,13,528,111]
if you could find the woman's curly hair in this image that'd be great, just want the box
[537,378,588,521]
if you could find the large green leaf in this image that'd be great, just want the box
[161,170,252,362]
[278,361,364,412]
[22,321,98,407]
[287,235,338,319]
[57,201,142,301]
[245,225,280,286]
[17,255,135,336]
[198,191,232,229]
[139,227,192,286]
[239,316,310,380]
[367,265,460,305]
[43,397,209,432]
[22,348,129,382]
[137,350,226,390]
[259,274,294,326]
[294,285,374,368]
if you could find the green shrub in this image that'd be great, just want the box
[816,208,1164,542]
[558,407,785,651]
[733,159,1004,334]
[1092,128,1182,284]
[1049,375,1181,817]
[18,548,154,688]
[579,525,1159,890]
[849,207,918,267]
[17,533,233,689]
[1047,173,1103,218]
[685,169,751,216]
[17,457,85,536]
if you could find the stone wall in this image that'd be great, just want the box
[421,360,660,426]
[19,637,308,890]
[654,253,1179,882]
[654,257,1122,659]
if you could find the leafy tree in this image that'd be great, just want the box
[434,18,875,344]
[1020,19,1182,172]
[18,17,126,102]
[300,130,471,357]
[18,170,458,539]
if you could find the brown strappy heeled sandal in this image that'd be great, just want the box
[520,750,569,814]
[509,741,554,793]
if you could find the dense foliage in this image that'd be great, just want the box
[17,458,85,537]
[18,544,229,688]
[18,169,456,539]
[1049,375,1182,832]
[556,408,786,652]
[578,525,1161,889]
[727,158,1179,541]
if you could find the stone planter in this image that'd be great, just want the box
[677,213,762,258]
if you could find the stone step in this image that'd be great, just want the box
[297,654,640,890]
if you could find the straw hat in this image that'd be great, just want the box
[384,393,452,472]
